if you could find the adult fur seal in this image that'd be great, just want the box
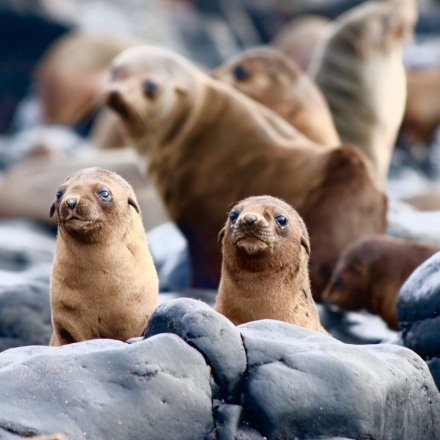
[322,234,439,329]
[104,45,386,298]
[215,196,328,334]
[212,47,340,146]
[49,167,158,346]
[309,0,417,185]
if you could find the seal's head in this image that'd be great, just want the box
[212,48,302,108]
[103,45,200,146]
[219,195,310,273]
[50,167,140,242]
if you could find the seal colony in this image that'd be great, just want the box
[322,235,439,329]
[309,0,417,185]
[212,47,340,146]
[104,44,386,297]
[49,167,158,346]
[215,196,328,334]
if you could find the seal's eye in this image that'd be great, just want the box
[233,64,249,81]
[56,190,63,201]
[143,80,158,98]
[229,210,239,224]
[275,215,288,228]
[98,188,112,202]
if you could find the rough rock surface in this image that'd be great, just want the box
[397,251,440,392]
[145,298,247,402]
[0,335,213,439]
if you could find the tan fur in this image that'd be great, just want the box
[104,45,387,298]
[215,196,327,334]
[49,167,158,346]
[271,15,332,71]
[212,47,340,146]
[309,0,417,185]
[322,234,439,329]
[402,67,440,144]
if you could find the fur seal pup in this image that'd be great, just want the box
[104,45,386,298]
[49,167,158,346]
[215,196,327,334]
[322,234,439,329]
[309,0,418,185]
[211,47,340,146]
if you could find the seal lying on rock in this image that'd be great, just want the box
[322,234,439,329]
[215,196,328,334]
[309,0,418,185]
[49,167,158,346]
[104,45,387,298]
[212,47,340,146]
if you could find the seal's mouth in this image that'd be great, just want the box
[105,90,147,137]
[234,234,270,255]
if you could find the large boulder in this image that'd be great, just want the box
[239,320,440,440]
[1,298,439,439]
[0,335,213,439]
[397,251,440,358]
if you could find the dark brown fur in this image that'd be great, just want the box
[322,234,439,329]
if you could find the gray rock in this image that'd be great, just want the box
[144,298,246,402]
[398,251,440,358]
[427,357,440,391]
[0,220,55,272]
[0,335,213,439]
[239,320,440,440]
[0,282,52,351]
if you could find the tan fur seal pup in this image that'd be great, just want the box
[104,45,386,298]
[211,47,340,146]
[215,196,328,334]
[322,234,439,329]
[309,0,418,185]
[49,167,158,346]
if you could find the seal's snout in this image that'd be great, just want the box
[66,198,78,210]
[244,214,257,227]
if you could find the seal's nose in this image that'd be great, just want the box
[244,214,257,227]
[66,198,77,210]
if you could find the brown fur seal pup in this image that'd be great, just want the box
[402,67,440,144]
[322,234,439,329]
[309,0,418,185]
[211,47,340,146]
[104,45,387,298]
[215,196,328,334]
[49,167,158,346]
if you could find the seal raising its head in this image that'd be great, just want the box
[49,167,158,346]
[215,196,327,334]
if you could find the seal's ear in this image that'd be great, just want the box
[218,227,226,244]
[49,201,56,218]
[301,234,311,255]
[128,197,140,214]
